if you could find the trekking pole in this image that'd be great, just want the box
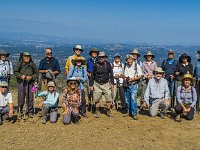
[18,80,25,122]
[23,79,29,120]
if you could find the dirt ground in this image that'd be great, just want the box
[0,96,200,150]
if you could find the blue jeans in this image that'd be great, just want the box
[124,84,138,115]
[168,80,175,107]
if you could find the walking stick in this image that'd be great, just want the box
[23,79,29,120]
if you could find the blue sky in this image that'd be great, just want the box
[0,0,200,44]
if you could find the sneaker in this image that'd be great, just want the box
[106,110,113,117]
[94,111,100,118]
[133,114,138,120]
[175,114,181,122]
[41,117,47,124]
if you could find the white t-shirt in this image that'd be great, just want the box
[112,61,124,84]
[124,62,143,78]
[0,91,13,107]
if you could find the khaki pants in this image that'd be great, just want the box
[93,82,112,103]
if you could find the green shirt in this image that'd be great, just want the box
[14,61,38,82]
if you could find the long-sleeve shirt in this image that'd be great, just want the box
[176,86,197,108]
[144,78,169,105]
[38,90,59,106]
[194,59,200,80]
[67,66,88,90]
[175,63,193,81]
[89,61,114,86]
[142,61,157,76]
[14,61,38,83]
[62,89,81,108]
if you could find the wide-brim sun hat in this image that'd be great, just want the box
[98,51,108,58]
[129,48,140,57]
[154,67,165,73]
[181,74,194,83]
[67,77,80,85]
[73,45,83,52]
[0,50,10,57]
[0,81,8,87]
[89,47,99,56]
[71,58,86,65]
[144,51,155,58]
[179,53,191,63]
[23,52,31,56]
[47,81,56,87]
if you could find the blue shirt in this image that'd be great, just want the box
[38,90,59,107]
[38,57,61,78]
[144,78,169,105]
[67,66,88,90]
[177,86,197,108]
[194,60,200,79]
[86,57,98,73]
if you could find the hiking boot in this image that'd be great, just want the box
[0,115,2,125]
[41,117,47,124]
[121,108,127,114]
[94,111,100,118]
[132,114,138,120]
[106,110,113,117]
[87,103,91,112]
[29,113,34,118]
[175,114,181,122]
[82,113,88,118]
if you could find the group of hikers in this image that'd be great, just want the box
[0,45,199,125]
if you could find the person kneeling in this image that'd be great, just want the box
[144,67,170,119]
[175,74,197,121]
[0,81,14,125]
[38,81,59,124]
[62,77,81,125]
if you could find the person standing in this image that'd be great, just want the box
[86,48,99,112]
[194,50,200,111]
[65,45,86,75]
[0,50,13,84]
[14,52,38,118]
[161,50,178,109]
[122,55,143,120]
[89,51,114,118]
[140,51,157,110]
[112,53,126,112]
[38,48,61,91]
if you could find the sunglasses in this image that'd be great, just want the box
[46,52,52,55]
[1,86,7,88]
[48,86,54,88]
[99,56,106,59]
[75,49,82,51]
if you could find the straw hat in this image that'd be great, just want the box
[71,58,86,65]
[47,81,55,87]
[144,51,155,58]
[129,48,140,57]
[181,74,194,83]
[154,67,165,73]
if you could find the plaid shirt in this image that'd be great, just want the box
[62,89,81,108]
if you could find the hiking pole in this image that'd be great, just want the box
[23,79,29,121]
[18,80,25,122]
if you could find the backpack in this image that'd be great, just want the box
[180,86,194,102]
[71,66,85,78]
